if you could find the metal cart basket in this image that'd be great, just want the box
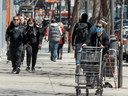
[75,47,103,96]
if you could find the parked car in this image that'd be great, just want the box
[114,19,128,62]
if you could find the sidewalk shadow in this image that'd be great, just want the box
[55,92,96,96]
[0,89,55,96]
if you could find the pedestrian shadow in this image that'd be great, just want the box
[55,92,96,96]
[35,70,75,78]
[123,64,128,67]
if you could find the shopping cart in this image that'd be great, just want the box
[75,46,103,96]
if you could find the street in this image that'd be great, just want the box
[0,42,128,96]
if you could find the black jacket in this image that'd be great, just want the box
[72,14,92,46]
[26,26,43,44]
[19,23,25,28]
[6,23,27,48]
[85,32,109,54]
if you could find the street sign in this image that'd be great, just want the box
[71,0,74,7]
[14,0,20,5]
[45,0,54,3]
[61,0,65,6]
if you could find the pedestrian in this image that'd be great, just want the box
[42,18,50,50]
[19,16,25,28]
[19,16,26,65]
[57,22,66,60]
[25,18,43,72]
[47,19,62,62]
[6,16,27,74]
[82,20,109,95]
[72,13,92,74]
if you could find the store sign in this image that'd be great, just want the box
[45,0,54,3]
[45,0,60,3]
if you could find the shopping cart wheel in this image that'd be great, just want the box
[86,89,89,96]
[76,89,81,96]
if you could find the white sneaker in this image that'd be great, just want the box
[75,64,79,74]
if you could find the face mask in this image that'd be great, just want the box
[96,28,102,33]
[29,23,34,27]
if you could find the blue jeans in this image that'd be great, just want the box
[49,41,59,60]
[75,43,82,65]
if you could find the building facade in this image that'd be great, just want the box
[0,0,6,56]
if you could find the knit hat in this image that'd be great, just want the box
[99,17,108,25]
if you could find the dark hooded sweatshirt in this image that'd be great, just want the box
[72,14,92,46]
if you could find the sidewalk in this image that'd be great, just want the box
[0,42,128,96]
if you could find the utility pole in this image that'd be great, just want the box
[116,0,120,18]
[57,3,58,16]
[118,0,125,88]
[68,0,71,27]
[85,0,89,14]
[59,0,61,22]
[110,0,117,54]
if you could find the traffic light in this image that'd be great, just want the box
[47,7,50,10]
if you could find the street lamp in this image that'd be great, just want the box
[59,0,61,22]
[85,0,89,15]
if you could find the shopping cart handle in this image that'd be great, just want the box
[82,46,103,49]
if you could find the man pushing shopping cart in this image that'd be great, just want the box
[80,20,110,95]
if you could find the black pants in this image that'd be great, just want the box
[26,43,39,68]
[21,47,25,62]
[57,43,64,58]
[10,45,23,68]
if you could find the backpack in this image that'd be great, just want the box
[75,23,89,42]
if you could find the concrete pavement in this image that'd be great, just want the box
[0,42,128,96]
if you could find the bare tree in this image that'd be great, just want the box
[92,0,100,25]
[68,0,80,53]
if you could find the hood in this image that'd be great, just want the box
[81,13,88,23]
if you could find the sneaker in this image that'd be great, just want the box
[26,66,30,71]
[57,57,59,60]
[31,67,35,72]
[51,59,56,62]
[95,89,102,95]
[60,57,62,60]
[11,68,16,73]
[75,64,79,74]
[16,67,20,74]
[53,59,56,62]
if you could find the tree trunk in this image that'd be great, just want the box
[100,0,111,36]
[68,0,80,53]
[92,0,100,25]
[76,1,80,22]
